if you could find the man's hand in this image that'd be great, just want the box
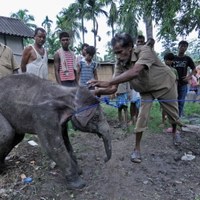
[87,80,111,88]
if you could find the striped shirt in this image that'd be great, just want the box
[79,59,96,86]
[58,49,76,81]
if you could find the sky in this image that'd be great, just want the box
[0,0,112,57]
[1,0,198,58]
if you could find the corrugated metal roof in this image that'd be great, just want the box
[0,16,34,38]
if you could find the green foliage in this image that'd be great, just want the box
[68,121,77,137]
[186,39,200,63]
[184,102,200,116]
[175,1,200,37]
[11,0,200,62]
[148,102,163,133]
[46,32,60,58]
[195,196,200,200]
[10,9,37,30]
[102,104,118,119]
[102,101,200,134]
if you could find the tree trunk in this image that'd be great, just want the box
[143,15,153,39]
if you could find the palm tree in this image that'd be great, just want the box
[69,0,88,43]
[41,16,53,50]
[86,0,108,49]
[117,0,139,42]
[56,7,82,42]
[10,9,36,46]
[42,16,53,34]
[56,0,89,45]
[47,32,60,58]
[10,9,36,30]
[106,1,118,38]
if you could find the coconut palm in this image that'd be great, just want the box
[56,7,82,42]
[42,16,53,33]
[10,9,36,30]
[41,16,53,50]
[69,0,89,43]
[106,1,118,38]
[86,0,108,49]
[56,0,89,45]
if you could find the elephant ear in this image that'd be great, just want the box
[74,86,100,127]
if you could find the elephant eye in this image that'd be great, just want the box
[90,113,99,122]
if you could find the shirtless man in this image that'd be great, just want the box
[21,27,48,79]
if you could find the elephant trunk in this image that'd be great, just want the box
[70,114,112,161]
[102,131,112,162]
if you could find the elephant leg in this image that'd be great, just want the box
[37,124,86,189]
[0,114,25,173]
[0,114,15,172]
[62,123,82,175]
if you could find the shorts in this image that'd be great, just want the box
[116,93,128,108]
[130,89,141,102]
[134,84,182,133]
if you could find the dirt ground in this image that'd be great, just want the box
[1,118,200,200]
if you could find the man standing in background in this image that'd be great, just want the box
[54,31,77,87]
[76,43,89,63]
[174,40,196,117]
[0,42,19,78]
[21,27,48,79]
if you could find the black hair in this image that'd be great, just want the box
[164,52,175,61]
[81,43,89,50]
[34,27,46,36]
[85,46,96,57]
[59,31,70,40]
[178,40,188,47]
[137,35,145,41]
[146,38,155,48]
[111,33,134,48]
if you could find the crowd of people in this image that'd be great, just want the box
[0,27,199,164]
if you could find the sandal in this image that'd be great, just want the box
[130,150,142,163]
[173,133,182,146]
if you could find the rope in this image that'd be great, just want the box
[72,103,100,115]
[100,96,200,109]
[71,96,200,115]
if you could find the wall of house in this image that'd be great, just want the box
[48,61,115,83]
[48,61,56,82]
[97,63,115,81]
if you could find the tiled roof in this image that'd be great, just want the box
[0,16,34,38]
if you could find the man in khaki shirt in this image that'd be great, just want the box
[88,33,184,163]
[0,43,19,78]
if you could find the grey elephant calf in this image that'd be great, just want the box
[0,74,112,189]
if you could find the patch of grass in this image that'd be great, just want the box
[184,102,200,116]
[102,104,118,120]
[148,102,164,133]
[102,101,200,134]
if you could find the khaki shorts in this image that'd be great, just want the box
[134,84,183,133]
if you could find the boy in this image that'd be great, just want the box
[114,82,130,129]
[128,89,141,125]
[77,45,98,89]
[161,52,178,127]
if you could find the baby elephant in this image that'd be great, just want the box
[0,74,112,190]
